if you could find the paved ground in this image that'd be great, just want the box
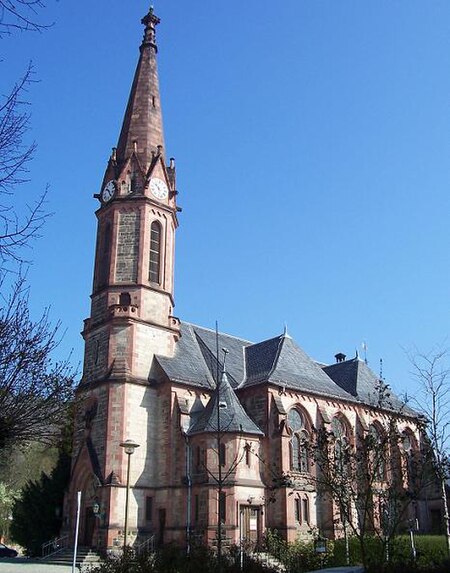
[0,557,364,573]
[0,558,77,572]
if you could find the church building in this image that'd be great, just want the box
[65,8,431,552]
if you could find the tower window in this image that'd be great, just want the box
[245,443,251,467]
[295,498,301,523]
[149,220,162,284]
[219,492,226,523]
[302,497,309,524]
[219,443,226,467]
[145,496,153,522]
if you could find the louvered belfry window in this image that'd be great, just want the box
[149,220,161,283]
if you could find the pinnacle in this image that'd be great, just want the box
[115,7,165,174]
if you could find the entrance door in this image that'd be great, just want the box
[241,506,260,548]
[84,507,96,547]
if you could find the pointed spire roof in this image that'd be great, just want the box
[116,7,165,173]
[188,371,263,436]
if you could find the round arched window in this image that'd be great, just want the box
[288,409,309,473]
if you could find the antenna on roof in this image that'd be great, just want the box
[362,341,368,365]
[215,320,220,388]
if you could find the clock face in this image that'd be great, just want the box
[102,180,116,203]
[149,177,168,200]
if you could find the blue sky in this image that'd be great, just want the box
[2,1,449,396]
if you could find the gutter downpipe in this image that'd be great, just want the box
[185,434,192,555]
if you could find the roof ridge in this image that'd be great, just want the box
[267,334,285,379]
[193,329,222,388]
[183,321,253,344]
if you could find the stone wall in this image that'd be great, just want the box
[115,211,140,283]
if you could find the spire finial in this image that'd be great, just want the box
[141,5,161,50]
[282,323,291,339]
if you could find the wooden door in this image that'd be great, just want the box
[241,506,260,547]
[84,507,96,547]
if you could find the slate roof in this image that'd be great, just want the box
[241,334,356,401]
[155,322,413,415]
[155,323,250,389]
[188,372,264,436]
[323,358,416,416]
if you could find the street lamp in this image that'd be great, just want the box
[120,439,140,548]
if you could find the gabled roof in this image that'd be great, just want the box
[188,372,264,436]
[241,334,356,401]
[155,323,250,389]
[155,322,412,414]
[323,358,416,415]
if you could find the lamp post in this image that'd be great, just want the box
[120,439,140,548]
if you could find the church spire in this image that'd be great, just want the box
[116,6,165,173]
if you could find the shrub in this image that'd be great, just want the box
[264,529,333,573]
[88,544,275,573]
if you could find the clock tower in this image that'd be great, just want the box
[67,7,180,549]
[88,6,180,383]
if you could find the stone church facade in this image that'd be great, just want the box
[65,8,435,552]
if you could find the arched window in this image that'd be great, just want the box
[288,409,309,473]
[402,431,415,487]
[149,221,162,284]
[368,424,386,481]
[331,417,350,474]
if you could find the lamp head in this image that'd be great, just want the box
[120,439,140,455]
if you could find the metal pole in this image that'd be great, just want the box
[124,452,131,548]
[240,508,244,571]
[72,491,81,573]
[410,529,417,561]
[185,436,192,555]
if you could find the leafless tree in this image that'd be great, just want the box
[305,415,429,571]
[0,0,56,266]
[0,275,75,449]
[408,346,450,556]
[0,63,49,265]
[0,0,51,36]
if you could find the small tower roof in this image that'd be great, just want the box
[188,371,264,436]
[116,7,165,172]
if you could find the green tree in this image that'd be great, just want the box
[0,482,18,541]
[10,447,71,556]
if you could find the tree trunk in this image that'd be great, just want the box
[440,477,450,557]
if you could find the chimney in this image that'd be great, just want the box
[335,352,346,363]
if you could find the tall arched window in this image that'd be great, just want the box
[288,409,309,473]
[402,431,415,487]
[149,221,162,284]
[368,424,386,481]
[331,417,350,474]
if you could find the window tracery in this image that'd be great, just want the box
[288,408,309,473]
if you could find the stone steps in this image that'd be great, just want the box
[43,547,102,567]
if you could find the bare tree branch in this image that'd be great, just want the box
[0,0,52,36]
[0,63,50,265]
[407,345,450,556]
[0,274,76,449]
